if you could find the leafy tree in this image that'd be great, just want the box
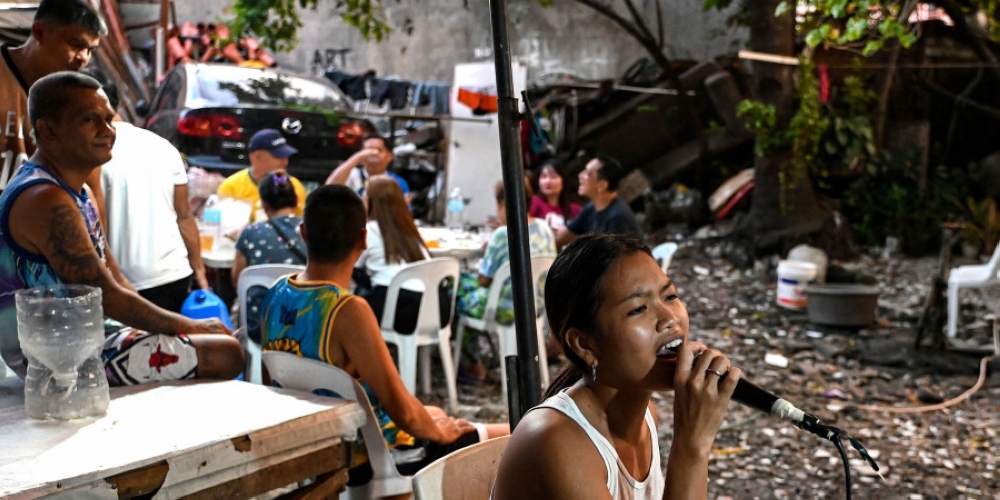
[229,0,390,51]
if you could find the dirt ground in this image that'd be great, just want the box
[423,239,1000,499]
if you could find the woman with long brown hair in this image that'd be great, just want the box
[356,176,444,333]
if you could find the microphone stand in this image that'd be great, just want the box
[794,419,882,499]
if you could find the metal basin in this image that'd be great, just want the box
[805,284,880,327]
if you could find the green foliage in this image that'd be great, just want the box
[706,1,921,55]
[229,0,390,52]
[958,197,1000,253]
[736,59,832,212]
[843,155,973,253]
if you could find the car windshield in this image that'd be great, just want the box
[192,66,350,111]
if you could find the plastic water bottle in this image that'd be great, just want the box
[181,289,233,329]
[446,187,466,230]
[201,206,222,252]
[16,285,110,420]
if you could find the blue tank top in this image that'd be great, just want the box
[0,162,106,376]
[261,274,417,456]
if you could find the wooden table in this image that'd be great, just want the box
[0,380,365,499]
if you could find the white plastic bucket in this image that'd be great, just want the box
[776,260,818,309]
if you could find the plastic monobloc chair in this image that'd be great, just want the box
[652,241,679,275]
[412,435,511,500]
[236,263,305,383]
[379,257,460,412]
[454,256,555,398]
[262,351,412,500]
[946,243,1000,338]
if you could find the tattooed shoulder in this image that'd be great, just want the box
[47,203,104,286]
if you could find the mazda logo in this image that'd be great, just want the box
[282,117,303,135]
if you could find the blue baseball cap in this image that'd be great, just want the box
[248,129,298,158]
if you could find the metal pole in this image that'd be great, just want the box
[489,0,541,425]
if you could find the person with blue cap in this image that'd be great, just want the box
[217,128,308,223]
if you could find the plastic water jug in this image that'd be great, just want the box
[16,285,110,420]
[181,289,233,329]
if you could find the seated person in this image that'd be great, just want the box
[456,179,557,324]
[555,154,643,248]
[217,128,307,223]
[259,185,508,486]
[529,158,581,230]
[232,173,306,342]
[493,234,740,498]
[324,134,410,198]
[354,176,447,334]
[455,179,556,381]
[0,72,243,385]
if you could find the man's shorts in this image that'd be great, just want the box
[101,328,198,386]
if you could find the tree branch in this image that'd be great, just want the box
[935,0,1000,82]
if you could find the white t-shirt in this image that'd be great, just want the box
[356,219,429,287]
[101,122,192,290]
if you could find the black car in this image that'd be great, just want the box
[142,63,377,184]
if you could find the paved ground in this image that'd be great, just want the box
[431,241,1000,499]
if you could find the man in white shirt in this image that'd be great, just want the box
[94,71,207,313]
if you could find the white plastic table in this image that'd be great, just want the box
[418,226,486,261]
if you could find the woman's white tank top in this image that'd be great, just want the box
[533,392,665,499]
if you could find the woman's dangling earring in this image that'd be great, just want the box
[591,361,598,382]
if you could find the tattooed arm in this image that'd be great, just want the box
[8,184,230,335]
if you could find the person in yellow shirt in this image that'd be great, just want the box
[216,129,307,222]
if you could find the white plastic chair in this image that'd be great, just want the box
[380,257,460,412]
[454,256,555,398]
[236,263,305,383]
[652,242,679,275]
[412,436,511,500]
[262,351,412,500]
[946,243,1000,338]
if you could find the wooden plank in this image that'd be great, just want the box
[179,442,351,500]
[103,461,169,499]
[280,470,351,500]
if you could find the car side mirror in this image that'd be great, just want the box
[134,100,149,118]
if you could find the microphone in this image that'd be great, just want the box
[659,346,824,436]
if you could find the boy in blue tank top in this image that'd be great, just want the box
[260,185,508,485]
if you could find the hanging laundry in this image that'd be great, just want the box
[387,80,411,109]
[324,69,372,100]
[457,85,498,115]
[427,83,451,115]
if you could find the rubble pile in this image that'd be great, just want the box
[432,241,1000,498]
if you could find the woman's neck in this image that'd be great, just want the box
[569,381,651,441]
[545,193,560,207]
[265,207,297,219]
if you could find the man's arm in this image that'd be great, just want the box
[82,175,135,292]
[175,182,209,289]
[335,298,473,444]
[324,149,376,186]
[9,185,228,335]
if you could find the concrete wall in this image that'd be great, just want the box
[171,0,746,83]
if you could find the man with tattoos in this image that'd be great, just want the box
[0,72,243,385]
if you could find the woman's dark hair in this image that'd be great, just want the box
[530,158,575,218]
[542,233,651,398]
[258,172,298,211]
